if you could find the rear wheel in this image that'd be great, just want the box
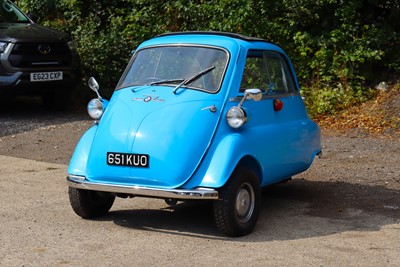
[165,198,178,206]
[68,187,115,218]
[213,168,261,237]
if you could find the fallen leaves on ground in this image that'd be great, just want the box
[315,85,400,138]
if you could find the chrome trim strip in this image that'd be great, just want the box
[230,92,300,102]
[67,176,219,200]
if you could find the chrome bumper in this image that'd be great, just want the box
[67,175,219,200]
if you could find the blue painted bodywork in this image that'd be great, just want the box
[68,32,321,192]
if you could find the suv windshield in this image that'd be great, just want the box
[0,0,30,23]
[117,45,229,93]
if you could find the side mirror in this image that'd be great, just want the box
[27,13,38,22]
[244,88,262,101]
[227,89,262,129]
[88,77,102,100]
[238,88,262,108]
[2,1,13,12]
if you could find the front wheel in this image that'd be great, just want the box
[68,187,115,219]
[213,168,261,237]
[42,89,71,110]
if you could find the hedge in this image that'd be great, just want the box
[16,0,400,115]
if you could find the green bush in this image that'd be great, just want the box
[17,0,400,115]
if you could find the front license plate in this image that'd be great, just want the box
[30,71,63,82]
[107,152,149,168]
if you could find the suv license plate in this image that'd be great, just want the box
[30,71,63,82]
[107,152,149,167]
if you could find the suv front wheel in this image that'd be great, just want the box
[42,89,71,110]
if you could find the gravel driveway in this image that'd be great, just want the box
[0,98,399,266]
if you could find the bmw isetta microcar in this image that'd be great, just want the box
[67,32,321,236]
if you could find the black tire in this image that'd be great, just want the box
[213,168,261,237]
[165,198,178,206]
[42,89,71,110]
[68,187,115,219]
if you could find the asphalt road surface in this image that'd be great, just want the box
[0,99,399,266]
[1,155,399,266]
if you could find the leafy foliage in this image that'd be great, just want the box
[16,0,400,114]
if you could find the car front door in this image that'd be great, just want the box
[240,50,317,185]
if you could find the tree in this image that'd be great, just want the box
[18,0,400,115]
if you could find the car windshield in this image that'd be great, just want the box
[0,0,30,23]
[116,45,229,93]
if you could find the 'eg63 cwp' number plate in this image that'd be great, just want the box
[30,71,63,82]
[107,152,149,167]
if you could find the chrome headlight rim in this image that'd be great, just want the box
[226,106,247,129]
[87,98,104,120]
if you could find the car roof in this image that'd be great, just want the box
[148,31,283,52]
[157,31,269,43]
[137,31,286,58]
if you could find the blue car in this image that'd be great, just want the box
[67,32,321,236]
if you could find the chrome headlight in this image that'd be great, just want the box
[87,98,104,120]
[0,42,8,53]
[226,106,247,128]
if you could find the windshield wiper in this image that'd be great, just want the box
[149,78,184,86]
[173,65,215,94]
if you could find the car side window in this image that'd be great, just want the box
[240,50,296,94]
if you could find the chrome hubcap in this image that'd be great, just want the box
[235,182,255,223]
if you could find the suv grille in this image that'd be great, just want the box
[9,42,72,68]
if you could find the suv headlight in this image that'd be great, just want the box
[226,106,247,128]
[67,40,77,51]
[87,98,105,120]
[0,42,8,53]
